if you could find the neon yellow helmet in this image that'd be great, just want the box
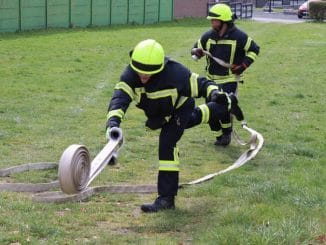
[207,4,233,22]
[130,39,165,75]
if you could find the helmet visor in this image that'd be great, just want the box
[131,59,163,74]
[207,12,221,20]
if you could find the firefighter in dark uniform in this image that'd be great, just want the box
[106,39,243,212]
[191,3,260,146]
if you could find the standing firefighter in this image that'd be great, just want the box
[106,39,243,212]
[191,3,260,146]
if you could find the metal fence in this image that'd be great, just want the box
[207,0,254,19]
[0,0,173,33]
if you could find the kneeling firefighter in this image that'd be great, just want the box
[106,39,243,212]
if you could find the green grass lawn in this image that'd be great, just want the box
[0,19,325,244]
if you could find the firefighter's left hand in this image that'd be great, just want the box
[231,63,247,75]
[106,127,121,141]
[210,90,229,106]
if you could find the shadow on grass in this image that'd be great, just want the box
[129,200,217,234]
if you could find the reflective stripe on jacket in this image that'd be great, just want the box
[194,26,260,83]
[107,58,219,126]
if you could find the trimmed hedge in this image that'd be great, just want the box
[309,0,326,20]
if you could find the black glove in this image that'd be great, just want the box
[229,93,244,121]
[106,117,120,129]
[210,90,229,106]
[105,117,120,140]
[231,63,247,75]
[108,153,118,166]
[191,48,204,58]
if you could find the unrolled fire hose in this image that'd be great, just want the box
[0,123,263,203]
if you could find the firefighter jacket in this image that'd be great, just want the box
[106,58,219,129]
[194,25,260,84]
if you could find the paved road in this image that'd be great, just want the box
[252,10,306,23]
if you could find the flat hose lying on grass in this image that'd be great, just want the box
[0,124,263,203]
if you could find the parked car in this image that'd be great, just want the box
[298,1,309,18]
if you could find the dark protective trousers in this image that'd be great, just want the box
[216,81,238,134]
[157,98,229,196]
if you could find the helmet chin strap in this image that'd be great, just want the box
[218,23,228,37]
[213,22,227,37]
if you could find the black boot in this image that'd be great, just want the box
[229,93,244,121]
[215,133,231,146]
[141,196,175,213]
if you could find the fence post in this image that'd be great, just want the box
[143,0,146,24]
[45,0,48,29]
[90,0,93,26]
[18,0,22,31]
[158,0,161,22]
[69,0,72,27]
[127,0,129,24]
[172,0,174,20]
[109,0,112,25]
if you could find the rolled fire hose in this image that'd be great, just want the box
[0,123,263,203]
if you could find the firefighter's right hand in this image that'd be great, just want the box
[106,117,120,140]
[191,48,204,58]
[231,63,247,75]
